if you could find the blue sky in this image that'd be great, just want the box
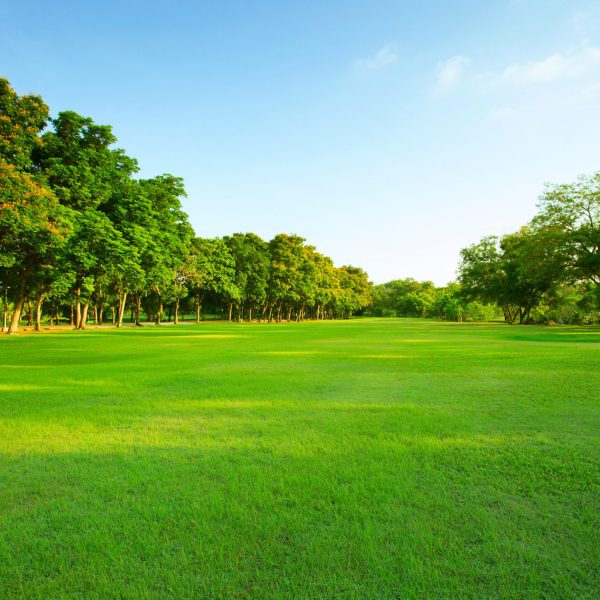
[2,0,600,284]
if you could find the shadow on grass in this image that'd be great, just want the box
[0,441,597,599]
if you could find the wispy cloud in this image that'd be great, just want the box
[434,45,600,97]
[500,46,600,85]
[355,44,398,70]
[570,9,598,34]
[435,55,470,92]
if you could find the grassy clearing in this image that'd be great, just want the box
[0,319,598,599]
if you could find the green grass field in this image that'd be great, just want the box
[0,319,598,599]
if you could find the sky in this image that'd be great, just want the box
[2,0,600,284]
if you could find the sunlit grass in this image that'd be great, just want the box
[0,319,598,598]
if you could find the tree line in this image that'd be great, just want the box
[2,76,597,331]
[0,78,372,333]
[367,175,599,325]
[367,279,500,322]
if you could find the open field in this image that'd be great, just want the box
[0,319,598,598]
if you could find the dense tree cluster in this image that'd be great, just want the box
[367,279,499,321]
[458,174,599,324]
[0,79,372,333]
[368,174,599,325]
[2,77,597,330]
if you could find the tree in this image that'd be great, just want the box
[185,237,237,322]
[397,291,433,318]
[137,175,193,325]
[0,78,49,170]
[64,209,138,329]
[0,162,70,333]
[532,172,600,284]
[268,234,306,321]
[459,229,559,324]
[312,252,338,320]
[335,266,372,318]
[224,233,270,321]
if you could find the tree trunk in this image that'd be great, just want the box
[174,298,180,324]
[69,303,74,326]
[135,295,142,326]
[77,304,89,330]
[155,302,163,325]
[195,299,201,323]
[116,291,128,328]
[7,284,26,334]
[2,286,7,332]
[34,295,44,332]
[227,302,233,322]
[75,288,81,329]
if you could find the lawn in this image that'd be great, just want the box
[0,319,598,599]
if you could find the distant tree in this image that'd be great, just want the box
[224,233,270,321]
[335,266,372,318]
[268,234,306,321]
[312,252,339,320]
[397,291,433,318]
[137,175,193,325]
[185,237,237,322]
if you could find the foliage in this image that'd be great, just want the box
[458,171,600,324]
[0,78,373,331]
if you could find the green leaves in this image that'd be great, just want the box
[1,76,375,327]
[0,77,49,170]
[533,172,600,285]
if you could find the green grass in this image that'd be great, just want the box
[0,319,598,599]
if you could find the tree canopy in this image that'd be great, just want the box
[0,78,373,332]
[2,76,597,330]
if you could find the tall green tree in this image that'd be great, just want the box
[0,78,70,334]
[459,229,558,324]
[0,77,48,170]
[268,234,306,321]
[224,233,270,321]
[137,175,193,324]
[532,173,600,284]
[0,162,70,333]
[186,237,237,322]
[335,266,372,318]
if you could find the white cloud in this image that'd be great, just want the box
[355,44,398,70]
[501,46,600,85]
[435,55,470,91]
